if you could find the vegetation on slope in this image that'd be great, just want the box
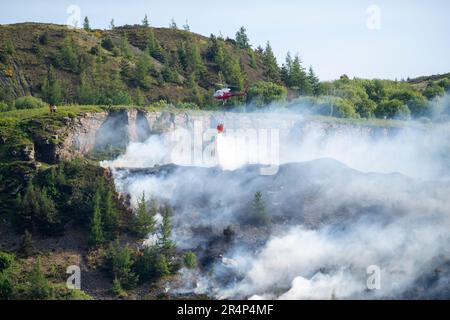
[1,20,449,120]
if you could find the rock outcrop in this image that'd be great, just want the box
[29,109,403,163]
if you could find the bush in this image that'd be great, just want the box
[423,82,445,100]
[183,251,197,269]
[0,101,12,112]
[0,252,15,272]
[332,98,357,118]
[101,37,114,51]
[104,241,138,289]
[247,81,287,107]
[0,272,14,299]
[375,99,411,120]
[14,96,47,110]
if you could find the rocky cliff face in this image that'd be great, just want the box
[40,109,401,163]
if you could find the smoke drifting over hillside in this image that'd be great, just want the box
[103,112,450,299]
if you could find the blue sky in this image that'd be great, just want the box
[1,0,449,80]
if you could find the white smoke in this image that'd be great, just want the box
[101,111,450,299]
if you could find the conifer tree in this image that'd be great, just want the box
[42,67,63,105]
[133,193,156,238]
[288,55,308,93]
[135,50,153,89]
[307,66,321,96]
[142,14,150,27]
[89,190,104,247]
[119,35,132,60]
[156,255,171,277]
[36,187,59,235]
[263,42,280,83]
[235,26,250,49]
[251,191,269,225]
[83,17,90,31]
[159,204,175,257]
[103,188,119,237]
[29,257,53,300]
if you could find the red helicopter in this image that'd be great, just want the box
[213,84,248,101]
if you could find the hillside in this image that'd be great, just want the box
[0,23,266,107]
[1,23,450,121]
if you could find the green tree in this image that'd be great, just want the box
[280,52,292,85]
[135,50,154,89]
[35,187,60,235]
[235,26,250,49]
[307,66,321,96]
[390,89,429,117]
[183,251,197,269]
[42,67,63,105]
[16,179,39,232]
[142,14,150,27]
[109,19,115,30]
[83,17,90,31]
[106,241,138,289]
[251,191,269,225]
[29,257,53,300]
[0,252,16,300]
[119,35,132,60]
[288,55,307,92]
[423,81,445,100]
[145,29,165,62]
[375,99,411,120]
[78,71,99,104]
[355,97,377,118]
[112,277,126,297]
[89,190,104,247]
[182,39,206,81]
[103,188,119,237]
[159,204,175,257]
[101,37,114,51]
[248,49,257,69]
[0,269,14,299]
[364,80,386,103]
[58,36,79,71]
[247,81,287,106]
[5,39,16,55]
[155,255,171,277]
[262,42,280,83]
[133,193,156,238]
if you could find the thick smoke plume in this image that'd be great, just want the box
[102,111,450,299]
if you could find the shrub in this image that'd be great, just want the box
[29,257,54,300]
[247,81,287,107]
[0,252,15,272]
[14,96,47,110]
[101,37,114,51]
[183,251,197,269]
[0,101,12,112]
[0,272,14,299]
[375,99,411,120]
